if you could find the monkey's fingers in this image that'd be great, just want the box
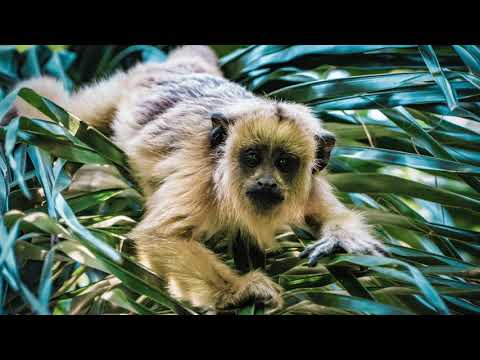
[299,236,340,266]
[215,272,284,314]
[298,240,333,258]
[298,243,317,258]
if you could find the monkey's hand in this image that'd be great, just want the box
[215,270,284,314]
[299,221,388,266]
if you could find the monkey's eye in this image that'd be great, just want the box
[242,150,261,168]
[275,155,299,173]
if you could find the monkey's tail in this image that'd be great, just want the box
[10,71,128,132]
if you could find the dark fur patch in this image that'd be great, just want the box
[232,230,266,273]
[135,74,253,127]
[276,104,286,122]
[305,215,321,233]
[137,97,181,125]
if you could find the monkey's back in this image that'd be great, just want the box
[109,62,255,195]
[112,64,253,147]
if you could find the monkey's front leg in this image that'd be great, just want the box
[133,228,283,313]
[300,177,387,266]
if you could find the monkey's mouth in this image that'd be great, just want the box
[246,188,285,212]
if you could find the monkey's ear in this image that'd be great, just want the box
[210,113,230,149]
[313,133,336,173]
[211,113,229,129]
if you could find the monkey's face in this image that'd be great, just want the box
[213,102,324,220]
[239,145,298,213]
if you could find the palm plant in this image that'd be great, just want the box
[1,44,480,315]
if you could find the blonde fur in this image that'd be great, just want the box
[9,45,385,313]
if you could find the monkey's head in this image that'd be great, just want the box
[211,100,335,231]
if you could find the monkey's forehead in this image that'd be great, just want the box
[222,98,322,132]
[229,116,316,158]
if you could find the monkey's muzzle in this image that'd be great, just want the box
[246,185,284,212]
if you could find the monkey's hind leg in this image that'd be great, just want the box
[132,226,283,313]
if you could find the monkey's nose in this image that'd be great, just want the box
[256,177,278,189]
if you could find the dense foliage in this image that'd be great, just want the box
[1,45,480,315]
